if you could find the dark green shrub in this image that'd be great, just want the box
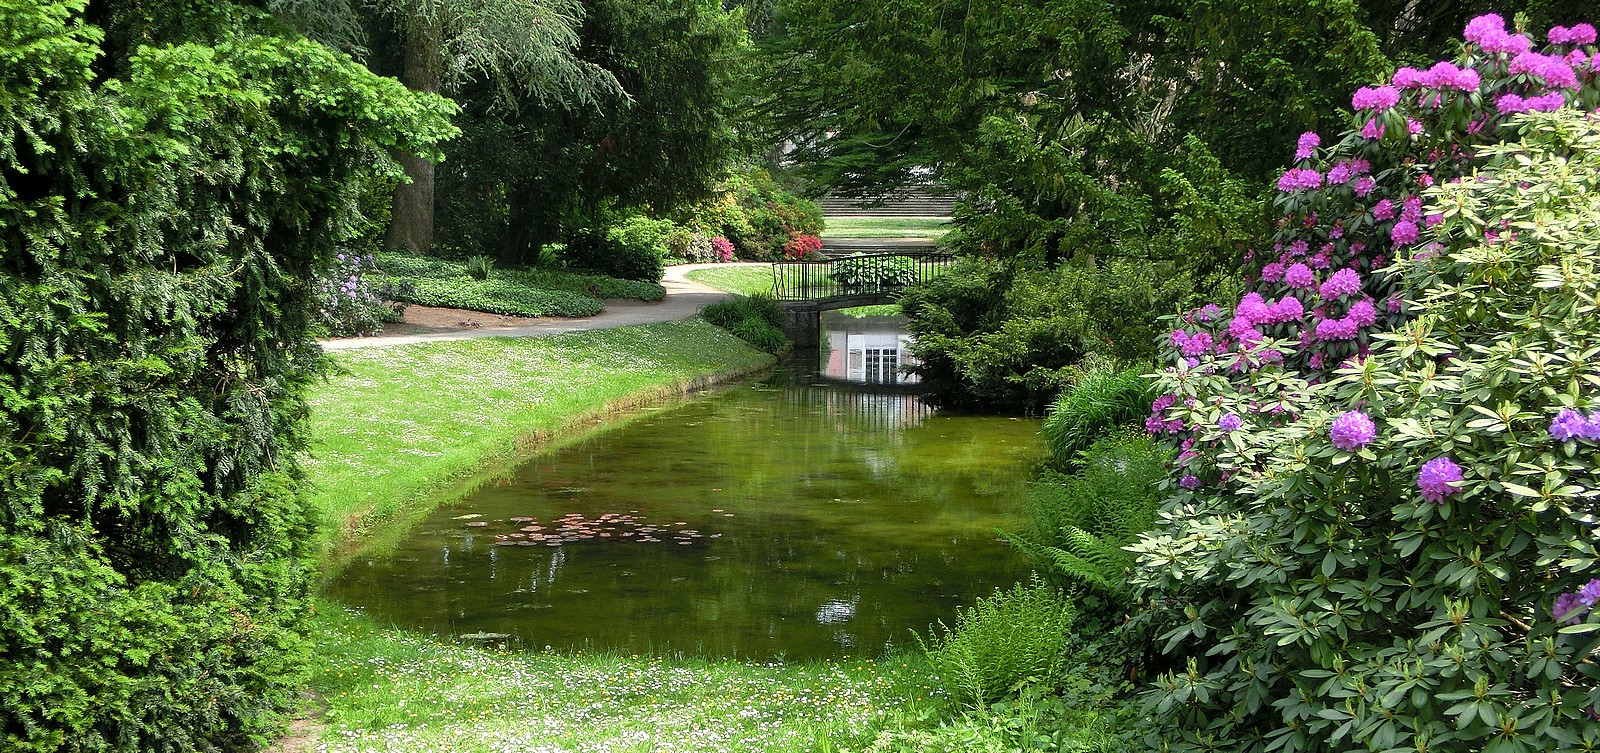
[1040,361,1156,469]
[701,294,787,352]
[559,223,668,283]
[728,318,787,353]
[916,577,1075,708]
[902,258,1192,411]
[0,4,452,749]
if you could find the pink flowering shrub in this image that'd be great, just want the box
[782,232,824,260]
[1129,16,1600,752]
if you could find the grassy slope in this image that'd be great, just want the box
[820,217,951,239]
[305,320,774,561]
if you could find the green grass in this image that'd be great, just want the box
[304,320,775,561]
[685,264,776,296]
[307,603,942,753]
[820,217,952,239]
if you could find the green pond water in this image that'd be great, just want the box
[329,316,1042,660]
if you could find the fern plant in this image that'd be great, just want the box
[1007,431,1170,610]
[915,576,1074,708]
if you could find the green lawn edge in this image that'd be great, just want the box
[304,319,776,571]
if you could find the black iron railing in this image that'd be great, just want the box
[771,252,955,303]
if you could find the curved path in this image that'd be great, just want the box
[320,263,756,351]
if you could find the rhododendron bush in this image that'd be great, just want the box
[1128,16,1600,752]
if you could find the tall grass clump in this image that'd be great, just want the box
[915,577,1074,708]
[1040,361,1155,469]
[701,294,788,353]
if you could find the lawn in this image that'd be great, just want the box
[820,217,952,239]
[304,320,775,563]
[307,604,941,753]
[683,264,776,297]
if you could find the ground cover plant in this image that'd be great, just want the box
[1133,17,1600,752]
[305,320,775,559]
[0,1,454,749]
[373,252,665,319]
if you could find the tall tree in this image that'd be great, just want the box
[436,0,748,263]
[368,0,620,251]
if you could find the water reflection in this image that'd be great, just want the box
[819,312,921,385]
[327,316,1041,660]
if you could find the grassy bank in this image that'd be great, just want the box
[305,319,775,562]
[307,605,940,753]
[684,264,774,297]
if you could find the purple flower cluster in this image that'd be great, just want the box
[1351,85,1400,111]
[1284,263,1316,289]
[1171,329,1214,357]
[1549,24,1598,46]
[1495,92,1567,114]
[1318,268,1362,299]
[1218,414,1243,433]
[1294,131,1321,160]
[1145,394,1183,435]
[1390,220,1420,246]
[1510,51,1581,89]
[1549,408,1600,441]
[1329,411,1377,451]
[1394,62,1481,92]
[1277,168,1324,192]
[1465,14,1534,55]
[1554,579,1600,625]
[1416,456,1464,503]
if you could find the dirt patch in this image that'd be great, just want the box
[370,304,561,336]
[264,692,326,753]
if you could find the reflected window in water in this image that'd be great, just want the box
[820,313,920,385]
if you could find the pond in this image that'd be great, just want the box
[328,313,1041,660]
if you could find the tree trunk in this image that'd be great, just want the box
[385,16,443,253]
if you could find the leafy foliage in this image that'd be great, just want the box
[0,1,453,748]
[828,255,919,293]
[558,221,669,283]
[900,258,1194,411]
[678,167,824,260]
[1130,99,1600,753]
[915,577,1075,708]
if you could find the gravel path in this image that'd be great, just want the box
[320,263,751,351]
